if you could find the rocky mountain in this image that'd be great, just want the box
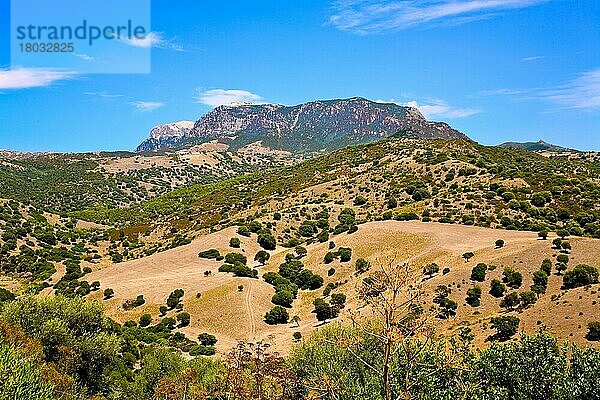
[136,121,195,152]
[136,98,466,153]
[498,140,576,153]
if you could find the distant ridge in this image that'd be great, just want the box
[136,97,467,153]
[498,140,577,153]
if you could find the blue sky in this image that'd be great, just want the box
[0,0,599,152]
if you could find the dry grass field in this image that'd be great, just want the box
[86,220,600,355]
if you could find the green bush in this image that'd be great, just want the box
[586,322,600,341]
[198,249,221,259]
[490,279,506,298]
[470,263,487,282]
[490,315,520,340]
[466,286,482,307]
[264,306,289,325]
[563,264,599,289]
[139,313,152,327]
[198,333,218,346]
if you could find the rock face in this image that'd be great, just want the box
[136,98,467,153]
[136,121,195,152]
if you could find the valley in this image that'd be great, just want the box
[2,99,600,400]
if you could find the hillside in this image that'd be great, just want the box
[498,140,576,153]
[3,135,600,399]
[136,97,466,153]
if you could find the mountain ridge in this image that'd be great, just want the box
[136,97,467,153]
[497,140,577,153]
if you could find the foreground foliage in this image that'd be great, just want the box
[2,295,600,399]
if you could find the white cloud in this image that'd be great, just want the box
[195,89,264,107]
[522,55,544,62]
[84,91,124,99]
[479,68,600,111]
[74,53,96,62]
[478,88,527,96]
[121,31,163,48]
[0,67,75,89]
[120,31,184,51]
[129,101,165,112]
[376,98,480,119]
[330,0,548,34]
[538,69,600,110]
[404,99,481,119]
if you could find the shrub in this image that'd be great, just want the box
[519,291,537,308]
[500,292,520,310]
[462,252,474,262]
[189,345,216,356]
[264,306,289,325]
[254,250,270,265]
[272,291,294,308]
[0,288,15,302]
[423,263,440,277]
[324,252,335,263]
[337,247,352,262]
[237,226,251,237]
[438,297,457,319]
[556,254,569,264]
[225,252,247,265]
[159,305,167,316]
[495,239,504,248]
[198,249,221,259]
[198,332,218,346]
[586,322,600,341]
[132,294,145,308]
[353,195,367,206]
[327,267,336,276]
[248,221,262,233]
[103,288,114,299]
[313,299,333,322]
[354,258,371,274]
[229,237,241,248]
[466,286,482,307]
[503,267,523,289]
[330,293,347,310]
[563,264,599,289]
[176,312,190,327]
[490,316,520,340]
[386,197,397,209]
[541,259,552,276]
[470,263,487,282]
[167,289,184,309]
[293,331,302,341]
[490,279,506,298]
[139,313,152,327]
[257,229,276,250]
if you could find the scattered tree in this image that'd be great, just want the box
[490,316,520,341]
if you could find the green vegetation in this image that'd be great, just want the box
[563,264,599,289]
[470,263,487,282]
[264,305,289,325]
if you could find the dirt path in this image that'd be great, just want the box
[245,279,257,339]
